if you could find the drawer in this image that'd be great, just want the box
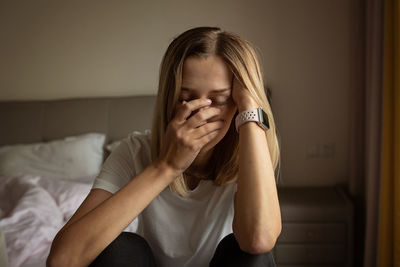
[274,244,346,264]
[277,223,346,243]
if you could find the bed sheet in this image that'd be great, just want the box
[0,174,94,267]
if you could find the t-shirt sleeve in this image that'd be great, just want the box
[91,130,152,194]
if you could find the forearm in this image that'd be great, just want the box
[233,121,281,253]
[51,161,178,267]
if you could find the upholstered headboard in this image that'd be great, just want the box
[0,95,157,147]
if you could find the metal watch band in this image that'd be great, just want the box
[235,108,260,132]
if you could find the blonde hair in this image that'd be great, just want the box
[151,26,281,197]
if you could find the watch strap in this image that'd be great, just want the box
[235,108,261,132]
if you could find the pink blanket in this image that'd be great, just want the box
[0,175,93,267]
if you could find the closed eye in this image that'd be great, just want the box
[178,97,232,105]
[212,101,229,106]
[212,97,233,106]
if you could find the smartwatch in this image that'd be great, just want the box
[235,107,270,132]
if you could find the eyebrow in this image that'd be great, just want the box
[181,87,231,94]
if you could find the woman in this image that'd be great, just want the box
[47,26,281,267]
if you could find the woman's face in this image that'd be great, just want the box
[177,55,237,154]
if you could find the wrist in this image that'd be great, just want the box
[152,159,181,182]
[237,97,258,113]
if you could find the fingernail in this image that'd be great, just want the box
[205,99,212,103]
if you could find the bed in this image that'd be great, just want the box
[0,95,156,267]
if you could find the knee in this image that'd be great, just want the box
[115,232,149,247]
[218,233,274,254]
[103,232,151,253]
[210,233,276,267]
[89,232,155,267]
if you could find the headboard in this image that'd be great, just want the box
[0,95,157,147]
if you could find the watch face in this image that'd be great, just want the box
[257,107,270,130]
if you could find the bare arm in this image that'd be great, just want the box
[48,160,178,267]
[232,81,282,254]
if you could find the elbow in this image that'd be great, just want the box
[46,235,78,267]
[47,252,67,267]
[236,227,281,255]
[46,254,58,267]
[47,251,79,267]
[47,237,64,267]
[47,246,74,267]
[238,236,275,254]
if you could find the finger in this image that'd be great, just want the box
[195,128,220,148]
[192,120,225,139]
[185,107,222,129]
[175,98,212,122]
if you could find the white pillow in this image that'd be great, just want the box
[0,133,106,180]
[105,129,151,153]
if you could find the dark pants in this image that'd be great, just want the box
[89,232,276,267]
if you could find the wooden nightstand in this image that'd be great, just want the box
[272,186,354,267]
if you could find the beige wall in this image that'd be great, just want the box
[0,0,356,187]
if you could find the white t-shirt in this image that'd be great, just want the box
[91,130,237,267]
